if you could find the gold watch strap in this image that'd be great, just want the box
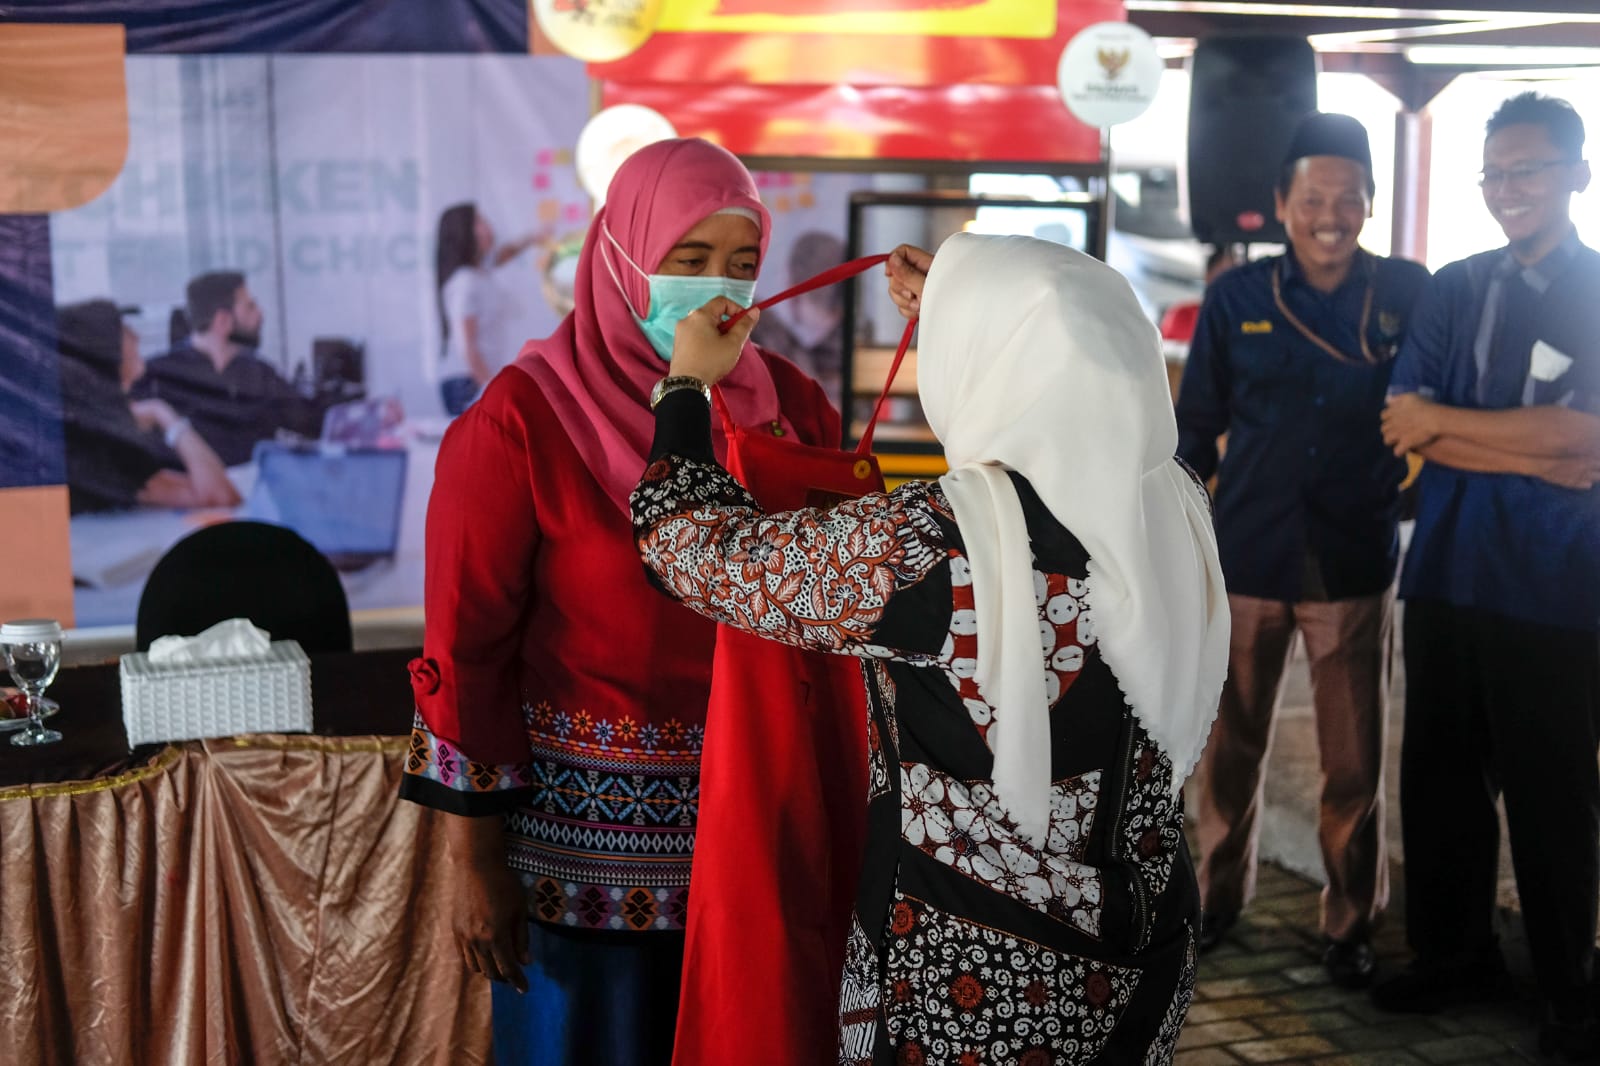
[650,375,711,410]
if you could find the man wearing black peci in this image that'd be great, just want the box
[1175,112,1430,988]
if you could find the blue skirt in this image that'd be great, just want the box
[491,922,685,1066]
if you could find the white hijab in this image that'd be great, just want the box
[919,232,1229,847]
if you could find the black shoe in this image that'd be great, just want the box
[1323,938,1378,990]
[1197,910,1236,954]
[1369,950,1512,1014]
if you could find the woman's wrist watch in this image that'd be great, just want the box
[649,374,711,410]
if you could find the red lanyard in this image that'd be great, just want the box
[719,253,919,458]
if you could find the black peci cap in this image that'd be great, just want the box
[1282,112,1373,172]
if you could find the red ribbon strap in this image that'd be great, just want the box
[716,252,918,458]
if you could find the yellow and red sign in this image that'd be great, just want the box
[592,1,1117,87]
[655,0,1056,38]
[588,0,1123,162]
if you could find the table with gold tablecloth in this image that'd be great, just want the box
[0,650,491,1066]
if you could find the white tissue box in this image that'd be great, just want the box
[119,640,313,747]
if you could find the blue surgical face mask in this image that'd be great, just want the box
[600,221,759,362]
[635,274,758,362]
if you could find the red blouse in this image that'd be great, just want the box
[400,359,838,932]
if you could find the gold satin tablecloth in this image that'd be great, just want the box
[0,734,490,1065]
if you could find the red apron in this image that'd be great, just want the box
[672,259,913,1066]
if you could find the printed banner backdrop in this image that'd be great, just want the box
[1,0,527,54]
[50,54,592,627]
[0,217,76,624]
[0,3,1111,637]
[32,53,878,629]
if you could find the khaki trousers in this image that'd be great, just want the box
[1195,590,1393,942]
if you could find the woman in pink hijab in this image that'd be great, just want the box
[399,138,839,1065]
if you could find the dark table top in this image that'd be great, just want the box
[0,647,419,790]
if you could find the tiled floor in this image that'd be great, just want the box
[1178,862,1557,1065]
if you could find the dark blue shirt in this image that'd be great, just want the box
[1176,250,1431,602]
[1389,232,1600,632]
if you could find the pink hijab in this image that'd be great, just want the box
[514,137,794,511]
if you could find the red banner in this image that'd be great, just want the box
[592,0,1122,87]
[599,82,1104,162]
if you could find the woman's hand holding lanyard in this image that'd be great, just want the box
[668,298,762,385]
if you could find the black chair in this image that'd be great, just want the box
[135,521,354,653]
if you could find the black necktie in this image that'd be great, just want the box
[1475,267,1536,409]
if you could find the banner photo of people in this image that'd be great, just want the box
[34,53,871,627]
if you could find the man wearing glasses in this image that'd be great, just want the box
[1376,93,1600,1059]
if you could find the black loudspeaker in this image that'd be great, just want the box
[1187,35,1318,246]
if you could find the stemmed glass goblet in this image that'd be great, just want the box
[3,619,63,747]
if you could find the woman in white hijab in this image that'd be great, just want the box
[631,232,1229,1064]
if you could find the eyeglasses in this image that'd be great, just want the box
[1478,159,1576,188]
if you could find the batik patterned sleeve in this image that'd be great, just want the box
[403,709,539,815]
[630,391,952,658]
